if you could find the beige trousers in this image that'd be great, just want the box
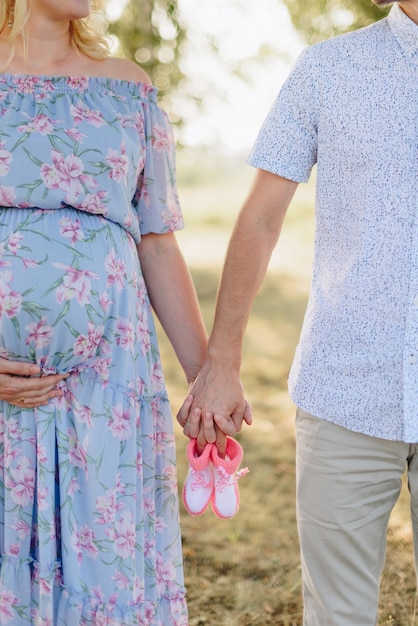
[296,408,418,626]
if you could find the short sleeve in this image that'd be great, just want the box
[247,46,319,183]
[132,101,184,235]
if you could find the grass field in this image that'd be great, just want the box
[157,153,418,626]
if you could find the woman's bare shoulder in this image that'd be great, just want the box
[99,57,152,84]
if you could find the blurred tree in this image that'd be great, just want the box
[282,0,390,44]
[106,0,289,142]
[108,0,186,114]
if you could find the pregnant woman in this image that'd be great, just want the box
[0,1,208,624]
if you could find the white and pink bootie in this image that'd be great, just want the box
[182,436,249,519]
[182,438,214,516]
[210,436,249,519]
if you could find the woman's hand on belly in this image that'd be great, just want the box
[0,358,68,408]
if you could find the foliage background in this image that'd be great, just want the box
[282,0,389,43]
[108,0,390,110]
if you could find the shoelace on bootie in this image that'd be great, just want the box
[214,466,249,492]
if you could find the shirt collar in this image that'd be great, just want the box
[388,3,418,60]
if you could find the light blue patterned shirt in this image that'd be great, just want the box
[248,4,418,442]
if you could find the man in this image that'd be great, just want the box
[177,0,418,623]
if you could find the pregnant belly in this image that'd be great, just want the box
[0,207,142,374]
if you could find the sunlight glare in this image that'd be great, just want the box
[105,0,129,22]
[178,0,304,153]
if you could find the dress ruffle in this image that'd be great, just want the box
[0,555,187,625]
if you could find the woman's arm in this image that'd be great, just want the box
[137,232,208,387]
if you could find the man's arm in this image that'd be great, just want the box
[177,169,298,454]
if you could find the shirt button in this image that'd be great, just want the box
[414,296,418,307]
[410,355,416,364]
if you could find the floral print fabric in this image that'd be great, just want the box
[0,74,183,243]
[0,76,187,625]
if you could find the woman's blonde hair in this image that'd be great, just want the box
[0,0,111,64]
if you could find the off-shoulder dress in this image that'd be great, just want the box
[0,74,187,625]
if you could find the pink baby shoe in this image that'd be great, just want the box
[182,438,214,516]
[211,437,249,519]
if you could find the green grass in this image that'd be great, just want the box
[157,155,418,625]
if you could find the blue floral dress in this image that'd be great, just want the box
[0,74,188,625]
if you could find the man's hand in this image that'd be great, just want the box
[177,362,253,456]
[0,358,68,407]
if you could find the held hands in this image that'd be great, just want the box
[176,361,252,457]
[0,357,68,408]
